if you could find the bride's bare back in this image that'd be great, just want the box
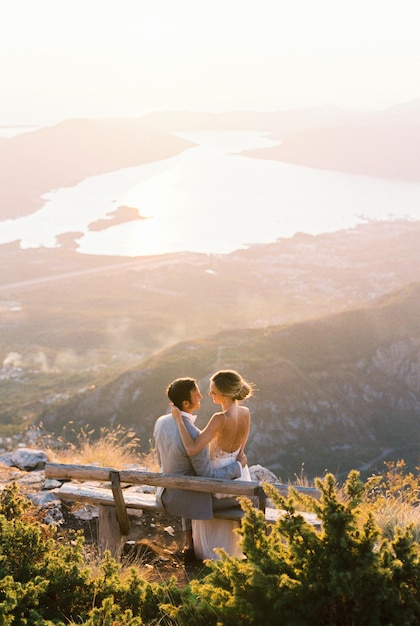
[216,405,250,453]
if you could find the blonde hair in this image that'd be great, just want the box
[210,370,253,401]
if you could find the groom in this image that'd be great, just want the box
[153,376,246,561]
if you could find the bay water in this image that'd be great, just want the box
[1,130,420,257]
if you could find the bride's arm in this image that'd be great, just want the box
[171,404,222,455]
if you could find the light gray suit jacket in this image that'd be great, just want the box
[153,412,241,520]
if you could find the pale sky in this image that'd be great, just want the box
[1,0,420,126]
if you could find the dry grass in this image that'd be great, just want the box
[351,460,420,542]
[41,424,159,470]
[372,497,420,542]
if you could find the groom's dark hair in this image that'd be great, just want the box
[166,377,197,410]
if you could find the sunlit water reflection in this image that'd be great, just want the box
[1,131,420,257]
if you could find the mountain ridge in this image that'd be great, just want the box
[0,118,195,220]
[39,281,420,482]
[244,124,420,182]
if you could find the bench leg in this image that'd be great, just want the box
[98,505,127,559]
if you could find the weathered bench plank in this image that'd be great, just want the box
[45,463,264,498]
[45,462,319,500]
[58,482,245,520]
[58,483,321,523]
[58,482,163,510]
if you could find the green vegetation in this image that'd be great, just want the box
[0,482,180,625]
[0,366,131,439]
[168,470,420,625]
[1,463,419,624]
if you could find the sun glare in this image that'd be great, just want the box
[140,12,165,42]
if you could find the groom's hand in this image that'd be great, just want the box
[237,449,247,467]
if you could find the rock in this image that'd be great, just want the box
[73,504,99,521]
[10,447,48,471]
[28,491,59,507]
[249,464,280,484]
[43,478,62,490]
[43,504,65,526]
[0,452,14,467]
[139,484,156,494]
[15,470,45,486]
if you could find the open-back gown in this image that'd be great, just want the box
[192,438,251,560]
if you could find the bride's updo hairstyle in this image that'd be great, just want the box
[210,369,253,401]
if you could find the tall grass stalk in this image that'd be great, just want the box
[48,424,146,468]
[373,497,420,541]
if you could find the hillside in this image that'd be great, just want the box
[0,118,195,220]
[38,281,420,482]
[244,125,420,183]
[2,220,420,463]
[242,100,420,183]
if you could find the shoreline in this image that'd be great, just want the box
[1,217,419,264]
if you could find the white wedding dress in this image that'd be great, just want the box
[192,438,251,560]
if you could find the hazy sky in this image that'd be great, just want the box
[2,0,419,126]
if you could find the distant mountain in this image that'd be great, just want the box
[243,100,420,182]
[137,100,420,132]
[0,118,195,220]
[137,106,361,133]
[377,98,420,124]
[40,281,420,482]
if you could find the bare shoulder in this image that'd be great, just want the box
[210,411,226,424]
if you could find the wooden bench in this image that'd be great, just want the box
[45,462,320,558]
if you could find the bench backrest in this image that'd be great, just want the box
[45,462,265,499]
[45,462,320,507]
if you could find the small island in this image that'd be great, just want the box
[88,205,146,232]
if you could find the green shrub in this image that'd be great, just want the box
[0,482,93,623]
[71,596,143,625]
[169,471,420,625]
[89,551,181,625]
[0,483,178,625]
[2,468,420,625]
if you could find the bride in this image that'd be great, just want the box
[171,369,253,560]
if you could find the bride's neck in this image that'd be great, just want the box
[221,399,236,413]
